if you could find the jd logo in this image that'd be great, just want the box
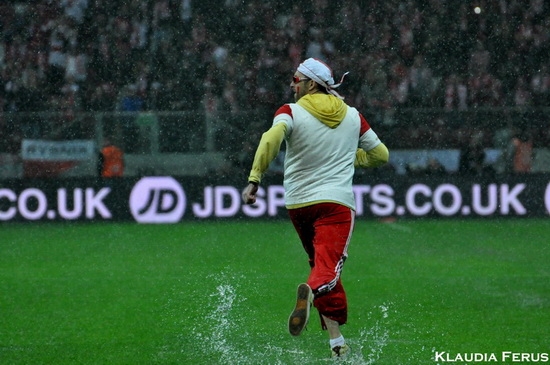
[130,177,186,223]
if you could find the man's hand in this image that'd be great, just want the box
[242,182,259,204]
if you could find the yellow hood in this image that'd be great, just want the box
[297,94,347,128]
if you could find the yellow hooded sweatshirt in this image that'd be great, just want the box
[248,94,388,184]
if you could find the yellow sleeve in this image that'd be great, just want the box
[354,143,389,168]
[247,123,287,183]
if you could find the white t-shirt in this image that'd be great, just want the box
[273,103,381,210]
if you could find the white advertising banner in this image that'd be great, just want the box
[22,139,95,161]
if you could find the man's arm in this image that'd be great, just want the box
[242,123,286,204]
[355,112,389,168]
[354,143,389,168]
[247,123,286,184]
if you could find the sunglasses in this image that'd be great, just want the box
[292,76,309,84]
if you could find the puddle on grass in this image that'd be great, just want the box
[158,271,396,364]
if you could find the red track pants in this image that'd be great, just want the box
[288,202,355,328]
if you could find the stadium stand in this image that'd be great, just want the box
[1,0,549,176]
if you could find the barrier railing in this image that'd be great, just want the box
[1,107,549,178]
[2,107,549,153]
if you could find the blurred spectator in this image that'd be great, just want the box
[151,0,176,54]
[305,27,334,61]
[424,158,448,175]
[388,61,410,108]
[444,74,468,110]
[492,122,516,175]
[357,59,392,125]
[513,76,533,106]
[97,138,124,178]
[468,71,503,107]
[530,63,550,106]
[118,84,144,112]
[64,44,87,84]
[408,55,435,107]
[59,75,81,120]
[117,83,144,152]
[85,83,115,111]
[459,131,492,176]
[179,0,193,37]
[45,16,76,95]
[468,41,491,75]
[61,0,88,25]
[512,130,534,174]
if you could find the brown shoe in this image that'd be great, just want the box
[288,283,312,336]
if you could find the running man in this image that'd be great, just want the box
[241,58,389,359]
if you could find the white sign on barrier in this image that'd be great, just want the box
[21,139,95,161]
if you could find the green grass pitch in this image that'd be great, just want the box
[1,219,549,364]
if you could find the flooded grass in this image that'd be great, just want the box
[0,219,548,364]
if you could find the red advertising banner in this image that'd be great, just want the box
[21,139,95,178]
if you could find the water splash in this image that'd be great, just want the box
[157,271,395,364]
[195,273,309,364]
[204,282,243,363]
[343,302,392,365]
[192,271,251,364]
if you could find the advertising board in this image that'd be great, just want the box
[1,175,549,222]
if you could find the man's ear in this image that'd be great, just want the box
[307,80,318,92]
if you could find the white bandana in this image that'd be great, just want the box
[297,58,349,99]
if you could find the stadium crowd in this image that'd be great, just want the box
[1,0,549,157]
